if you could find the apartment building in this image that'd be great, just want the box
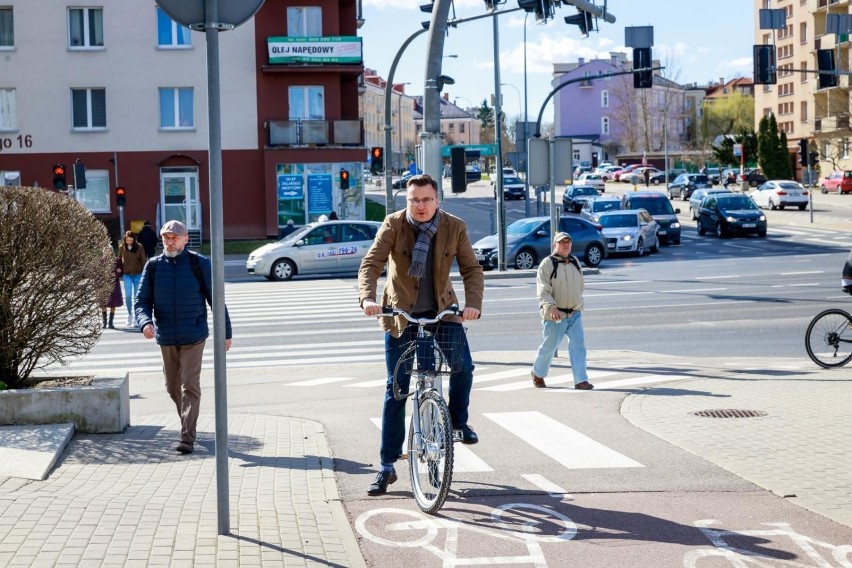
[0,1,366,240]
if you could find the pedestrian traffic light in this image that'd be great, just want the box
[564,9,594,36]
[115,186,126,207]
[370,147,384,175]
[817,49,838,89]
[450,147,467,193]
[809,151,819,167]
[340,168,350,190]
[632,47,653,89]
[73,160,87,189]
[798,139,809,166]
[753,44,777,85]
[52,164,67,190]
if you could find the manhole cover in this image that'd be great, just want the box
[690,409,768,418]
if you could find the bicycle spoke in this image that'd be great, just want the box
[806,309,852,369]
[408,390,454,514]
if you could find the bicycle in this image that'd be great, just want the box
[805,306,852,368]
[377,305,467,514]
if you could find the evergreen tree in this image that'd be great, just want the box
[777,131,793,180]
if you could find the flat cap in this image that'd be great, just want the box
[160,220,188,236]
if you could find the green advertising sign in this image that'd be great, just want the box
[267,36,363,64]
[441,144,496,158]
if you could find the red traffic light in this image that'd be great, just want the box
[371,147,383,159]
[340,170,349,181]
[53,165,66,176]
[115,186,127,206]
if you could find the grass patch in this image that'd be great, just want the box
[365,198,387,221]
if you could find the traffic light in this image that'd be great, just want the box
[809,151,819,167]
[52,164,67,190]
[73,160,87,189]
[340,168,350,190]
[370,147,384,175]
[115,186,126,207]
[632,47,653,89]
[753,44,777,85]
[798,139,809,167]
[517,0,553,23]
[564,9,594,36]
[817,49,838,89]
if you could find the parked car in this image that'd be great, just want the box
[562,185,600,213]
[620,191,682,245]
[576,173,606,192]
[701,167,722,185]
[616,163,654,182]
[751,180,809,210]
[246,220,382,281]
[598,209,660,256]
[580,196,622,223]
[493,174,526,200]
[391,172,413,189]
[471,216,606,270]
[819,171,852,194]
[466,165,482,184]
[596,165,623,181]
[667,173,711,201]
[574,165,594,177]
[737,168,767,187]
[697,193,766,238]
[688,188,735,220]
[648,169,685,185]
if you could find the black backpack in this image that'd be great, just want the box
[144,251,212,306]
[548,254,581,280]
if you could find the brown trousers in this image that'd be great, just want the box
[160,340,205,444]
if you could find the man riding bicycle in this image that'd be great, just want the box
[358,174,484,496]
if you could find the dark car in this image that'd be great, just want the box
[471,216,607,270]
[562,185,600,213]
[667,173,711,200]
[648,168,686,185]
[738,169,767,187]
[620,191,682,245]
[391,172,413,189]
[701,167,722,185]
[697,193,767,238]
[492,175,526,200]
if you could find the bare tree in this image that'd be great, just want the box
[0,186,113,388]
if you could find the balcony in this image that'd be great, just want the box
[814,115,850,132]
[817,0,850,10]
[266,118,363,147]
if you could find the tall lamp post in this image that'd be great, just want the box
[523,11,530,216]
[395,82,411,175]
[500,82,522,171]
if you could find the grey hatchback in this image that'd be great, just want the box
[472,216,607,270]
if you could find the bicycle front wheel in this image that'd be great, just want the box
[408,390,454,514]
[805,309,852,368]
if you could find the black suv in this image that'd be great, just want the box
[620,191,682,245]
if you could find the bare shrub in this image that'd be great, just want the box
[0,186,113,388]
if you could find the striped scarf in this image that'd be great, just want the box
[406,211,439,279]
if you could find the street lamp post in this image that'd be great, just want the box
[500,82,522,172]
[395,82,411,174]
[523,11,530,217]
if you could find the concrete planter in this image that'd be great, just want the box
[0,374,130,433]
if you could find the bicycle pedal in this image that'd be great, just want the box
[452,429,463,442]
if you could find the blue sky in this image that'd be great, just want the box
[360,0,755,124]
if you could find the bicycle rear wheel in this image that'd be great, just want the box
[408,389,454,514]
[805,309,852,368]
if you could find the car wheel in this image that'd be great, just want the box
[697,220,706,236]
[514,249,537,270]
[682,193,689,201]
[715,222,727,239]
[779,204,785,210]
[667,190,674,199]
[270,259,296,281]
[652,179,660,185]
[821,185,828,194]
[690,207,697,220]
[650,235,660,253]
[798,203,806,211]
[769,199,777,211]
[583,244,603,268]
[635,238,644,256]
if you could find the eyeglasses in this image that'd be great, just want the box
[408,197,436,205]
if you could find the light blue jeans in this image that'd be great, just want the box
[123,273,142,320]
[532,311,589,385]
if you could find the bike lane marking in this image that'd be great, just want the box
[484,411,643,469]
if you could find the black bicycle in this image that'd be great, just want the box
[805,307,852,368]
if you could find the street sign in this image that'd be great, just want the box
[733,144,742,157]
[528,138,549,186]
[155,0,264,29]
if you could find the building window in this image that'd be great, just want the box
[288,86,324,119]
[0,88,15,131]
[448,123,454,132]
[823,141,830,157]
[685,98,692,109]
[800,22,807,44]
[0,8,13,48]
[68,8,104,48]
[601,116,609,135]
[800,101,807,122]
[573,148,580,161]
[71,88,106,129]
[287,7,322,37]
[601,90,609,107]
[844,138,850,159]
[459,123,465,133]
[157,7,191,47]
[159,88,193,129]
[74,169,110,213]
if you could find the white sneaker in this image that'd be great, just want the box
[125,315,133,327]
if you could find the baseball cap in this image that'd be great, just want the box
[553,231,573,243]
[160,220,188,236]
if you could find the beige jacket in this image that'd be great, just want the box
[536,254,584,321]
[358,209,484,337]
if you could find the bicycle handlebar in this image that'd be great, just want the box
[379,305,460,325]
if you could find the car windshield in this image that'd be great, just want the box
[599,214,638,228]
[628,198,674,215]
[280,225,313,243]
[504,176,522,184]
[718,196,758,210]
[592,201,621,213]
[777,182,802,190]
[506,219,544,236]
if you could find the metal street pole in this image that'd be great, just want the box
[423,0,453,200]
[493,13,506,271]
[523,12,530,217]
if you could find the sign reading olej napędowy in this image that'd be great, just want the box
[155,0,264,30]
[267,36,363,64]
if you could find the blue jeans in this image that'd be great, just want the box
[379,322,474,467]
[123,273,142,318]
[532,311,589,385]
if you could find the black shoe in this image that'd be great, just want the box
[459,425,479,445]
[367,469,397,496]
[574,381,594,390]
[175,442,194,454]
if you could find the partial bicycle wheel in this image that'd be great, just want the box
[805,309,852,368]
[408,389,454,514]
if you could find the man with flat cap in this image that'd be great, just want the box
[530,231,593,390]
[135,220,232,454]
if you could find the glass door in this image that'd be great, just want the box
[160,168,200,231]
